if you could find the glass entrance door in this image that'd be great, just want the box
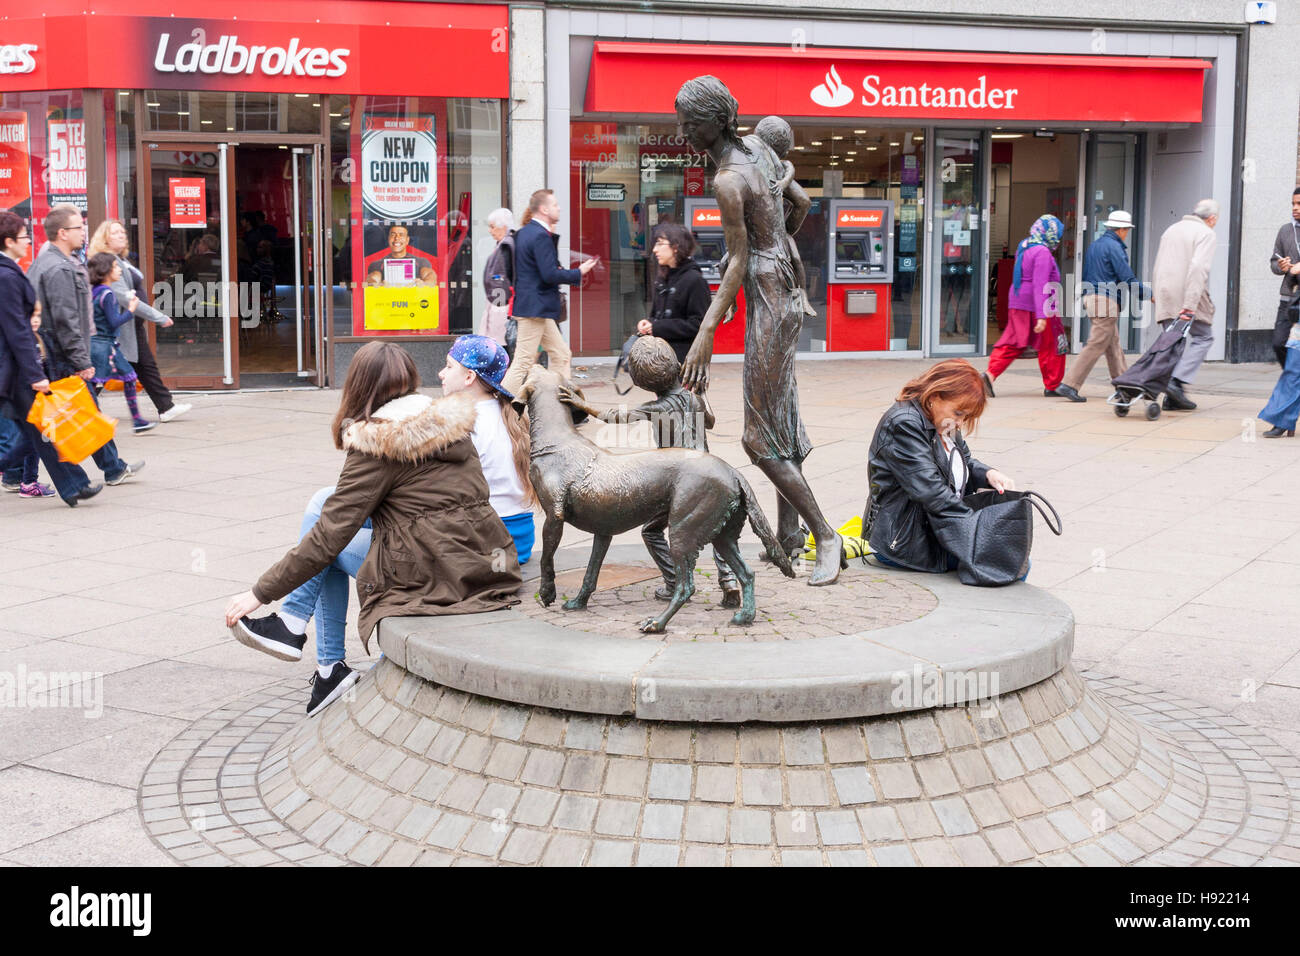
[291,146,325,384]
[1084,133,1144,351]
[144,143,235,387]
[929,130,987,354]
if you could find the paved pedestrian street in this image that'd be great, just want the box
[1,357,1298,866]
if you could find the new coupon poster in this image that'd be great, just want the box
[359,114,439,331]
[0,111,33,268]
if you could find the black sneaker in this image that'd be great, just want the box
[231,613,306,662]
[307,662,359,717]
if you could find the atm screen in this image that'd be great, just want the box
[835,237,870,262]
[695,238,726,263]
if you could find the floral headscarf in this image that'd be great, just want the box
[1012,214,1065,292]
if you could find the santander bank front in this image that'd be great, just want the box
[0,0,509,389]
[555,17,1239,363]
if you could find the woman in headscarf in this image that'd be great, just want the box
[982,214,1068,399]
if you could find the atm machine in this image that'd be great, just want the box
[684,197,744,355]
[826,199,893,351]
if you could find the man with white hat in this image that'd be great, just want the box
[1056,210,1143,402]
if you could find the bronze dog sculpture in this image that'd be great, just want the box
[515,365,794,633]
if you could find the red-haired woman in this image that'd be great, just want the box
[864,359,1020,577]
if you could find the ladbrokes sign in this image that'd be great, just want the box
[153,33,349,78]
[0,3,509,97]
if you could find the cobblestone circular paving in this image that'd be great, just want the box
[140,662,1300,866]
[518,561,938,642]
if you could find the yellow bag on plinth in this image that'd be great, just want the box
[802,516,869,561]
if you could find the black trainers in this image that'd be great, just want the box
[307,662,359,716]
[231,613,306,662]
[106,460,146,486]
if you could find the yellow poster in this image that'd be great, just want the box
[363,286,440,331]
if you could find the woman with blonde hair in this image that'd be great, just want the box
[88,219,190,425]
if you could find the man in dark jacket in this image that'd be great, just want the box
[0,210,100,506]
[500,188,597,395]
[1268,187,1300,365]
[1057,211,1143,402]
[27,204,141,485]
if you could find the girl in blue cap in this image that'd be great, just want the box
[437,334,536,561]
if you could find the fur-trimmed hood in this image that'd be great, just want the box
[342,390,478,463]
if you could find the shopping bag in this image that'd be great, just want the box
[26,376,117,463]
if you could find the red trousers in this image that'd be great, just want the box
[987,308,1065,389]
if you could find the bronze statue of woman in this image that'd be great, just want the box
[675,75,845,585]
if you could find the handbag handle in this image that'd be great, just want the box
[1023,490,1063,536]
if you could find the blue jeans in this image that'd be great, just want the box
[279,486,373,667]
[3,395,91,500]
[87,386,127,480]
[875,548,1030,582]
[1260,346,1300,431]
[0,416,38,484]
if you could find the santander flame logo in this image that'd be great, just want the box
[810,64,854,108]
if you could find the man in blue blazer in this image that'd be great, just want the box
[501,188,598,395]
[0,211,100,506]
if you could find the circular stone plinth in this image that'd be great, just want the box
[519,559,938,641]
[139,661,1300,867]
[374,545,1073,723]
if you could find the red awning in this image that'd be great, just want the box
[0,1,509,97]
[585,42,1211,124]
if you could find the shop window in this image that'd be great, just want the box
[327,95,503,338]
[107,91,139,265]
[144,90,322,134]
[569,120,924,354]
[0,89,87,264]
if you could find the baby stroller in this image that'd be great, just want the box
[1107,319,1192,421]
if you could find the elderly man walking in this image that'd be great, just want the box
[1151,199,1219,411]
[27,204,143,483]
[1056,211,1142,402]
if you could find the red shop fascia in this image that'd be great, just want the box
[0,0,509,338]
[575,42,1210,353]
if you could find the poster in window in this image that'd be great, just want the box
[359,114,439,331]
[46,113,87,216]
[169,178,206,228]
[0,112,33,268]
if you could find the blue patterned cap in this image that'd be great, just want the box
[448,335,513,400]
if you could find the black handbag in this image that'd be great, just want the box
[957,489,1062,586]
[612,333,639,395]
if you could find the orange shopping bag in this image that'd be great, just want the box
[26,376,118,463]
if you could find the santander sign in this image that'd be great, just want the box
[153,33,349,78]
[811,63,1021,112]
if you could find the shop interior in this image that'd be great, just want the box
[570,121,926,354]
[986,132,1081,350]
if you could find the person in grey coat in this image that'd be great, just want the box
[27,204,142,484]
[88,219,191,424]
[1150,199,1219,411]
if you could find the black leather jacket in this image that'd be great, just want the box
[864,399,992,572]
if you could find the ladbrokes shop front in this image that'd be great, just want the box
[0,0,508,388]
